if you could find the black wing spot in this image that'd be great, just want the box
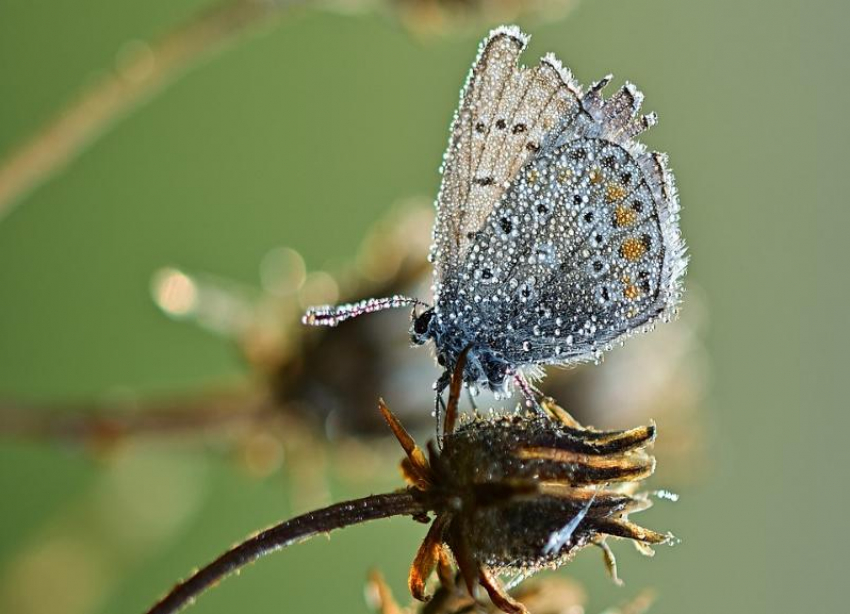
[512,123,527,134]
[496,119,507,130]
[475,121,486,133]
[474,176,495,186]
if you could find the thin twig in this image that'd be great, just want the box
[0,389,274,444]
[0,0,295,220]
[145,489,424,614]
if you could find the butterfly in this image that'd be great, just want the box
[303,25,687,412]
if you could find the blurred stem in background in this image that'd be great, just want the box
[0,0,293,222]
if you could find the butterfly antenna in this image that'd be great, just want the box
[302,295,428,327]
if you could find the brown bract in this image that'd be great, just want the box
[368,570,586,614]
[366,569,656,614]
[380,351,671,614]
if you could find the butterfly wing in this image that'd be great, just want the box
[430,26,583,300]
[457,79,687,369]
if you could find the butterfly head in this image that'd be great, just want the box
[409,306,436,346]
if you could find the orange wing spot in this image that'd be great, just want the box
[624,284,641,300]
[606,182,628,203]
[614,205,639,227]
[620,237,648,261]
[527,168,540,184]
[557,168,572,184]
[589,168,603,184]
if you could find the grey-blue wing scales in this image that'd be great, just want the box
[458,82,686,368]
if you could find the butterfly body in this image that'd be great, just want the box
[411,306,513,395]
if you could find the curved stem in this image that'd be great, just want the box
[145,489,425,614]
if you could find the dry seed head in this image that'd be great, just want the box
[382,389,672,613]
[438,412,664,571]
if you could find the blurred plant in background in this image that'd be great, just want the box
[378,0,579,36]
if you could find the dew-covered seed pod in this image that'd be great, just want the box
[433,412,662,575]
[379,352,672,614]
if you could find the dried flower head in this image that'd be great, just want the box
[144,352,671,614]
[386,351,671,614]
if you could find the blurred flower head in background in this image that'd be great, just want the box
[326,0,581,37]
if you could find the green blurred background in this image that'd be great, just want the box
[0,0,846,613]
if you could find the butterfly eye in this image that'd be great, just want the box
[413,309,435,336]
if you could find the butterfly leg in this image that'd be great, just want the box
[466,388,478,411]
[513,372,545,413]
[433,371,450,443]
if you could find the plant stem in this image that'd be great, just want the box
[0,389,273,444]
[144,489,425,614]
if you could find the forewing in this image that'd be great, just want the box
[455,81,686,367]
[430,26,582,297]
